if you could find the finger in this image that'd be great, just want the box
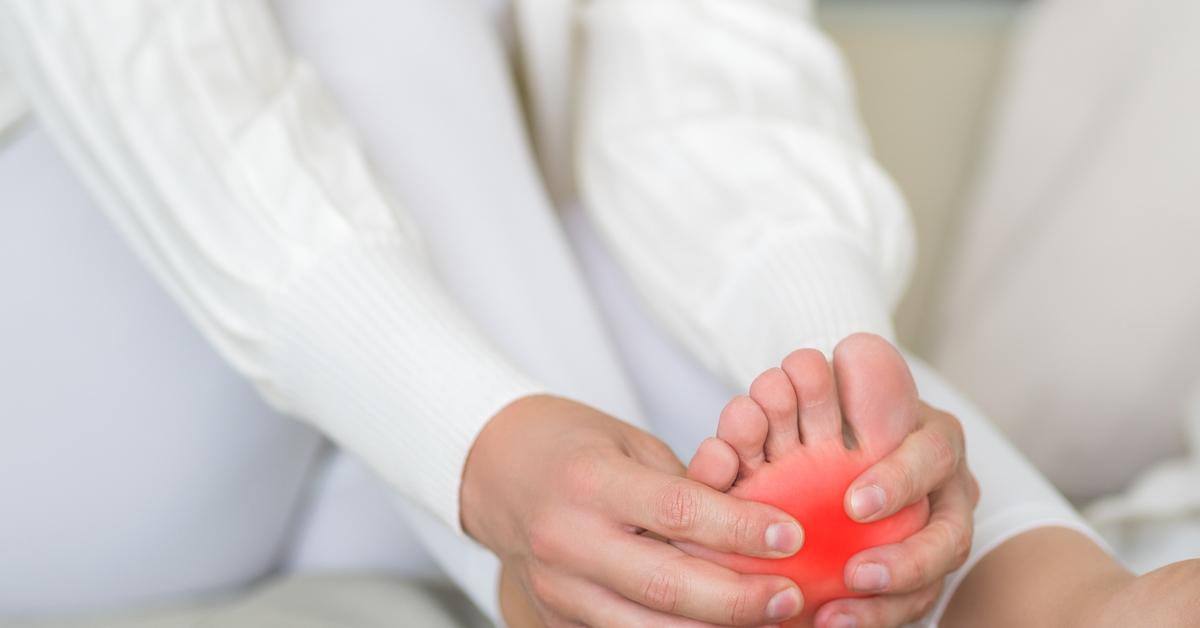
[843,467,975,595]
[604,456,804,557]
[567,527,803,626]
[845,402,964,522]
[814,580,943,628]
[541,571,731,628]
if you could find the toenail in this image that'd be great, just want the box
[851,562,891,593]
[766,587,801,621]
[827,613,857,628]
[849,485,885,520]
[765,522,803,554]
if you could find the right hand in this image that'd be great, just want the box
[461,394,807,627]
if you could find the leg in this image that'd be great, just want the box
[273,0,646,621]
[943,527,1200,628]
[0,123,322,613]
[569,179,1109,626]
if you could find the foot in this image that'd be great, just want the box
[684,333,930,627]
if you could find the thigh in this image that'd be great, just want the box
[274,0,642,421]
[0,124,322,614]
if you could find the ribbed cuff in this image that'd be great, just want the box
[702,234,896,389]
[267,238,544,533]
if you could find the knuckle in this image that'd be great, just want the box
[640,565,683,612]
[727,508,759,550]
[724,585,754,626]
[916,519,968,579]
[923,429,959,476]
[941,409,965,445]
[966,470,982,505]
[949,521,973,567]
[526,515,564,564]
[655,481,702,535]
[885,460,919,504]
[902,545,931,587]
[723,580,774,626]
[527,567,557,607]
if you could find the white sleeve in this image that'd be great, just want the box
[576,0,915,387]
[0,0,542,532]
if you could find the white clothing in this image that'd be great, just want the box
[0,0,913,534]
[0,125,327,614]
[928,0,1200,501]
[926,0,1200,571]
[1086,390,1200,574]
[0,0,1103,625]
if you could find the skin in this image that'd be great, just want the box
[471,331,1200,627]
[682,335,965,627]
[942,527,1200,628]
[461,336,976,626]
[462,394,806,627]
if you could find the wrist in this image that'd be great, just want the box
[459,393,562,550]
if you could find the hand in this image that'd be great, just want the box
[816,401,979,627]
[462,394,808,627]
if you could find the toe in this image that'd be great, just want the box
[749,368,801,460]
[687,437,739,491]
[781,348,843,446]
[717,395,770,475]
[833,333,919,458]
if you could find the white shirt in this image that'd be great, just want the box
[0,0,913,534]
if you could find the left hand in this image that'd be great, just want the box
[815,401,980,628]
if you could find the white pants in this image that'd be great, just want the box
[0,0,1101,624]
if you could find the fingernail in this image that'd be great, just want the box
[828,613,857,628]
[765,522,803,554]
[766,587,801,621]
[851,562,891,593]
[849,485,885,520]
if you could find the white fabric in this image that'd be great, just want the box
[0,125,324,614]
[0,0,542,534]
[0,0,1103,626]
[0,0,913,534]
[928,0,1200,501]
[1086,389,1200,574]
[928,0,1200,580]
[268,3,1100,625]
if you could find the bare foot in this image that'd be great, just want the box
[685,333,930,626]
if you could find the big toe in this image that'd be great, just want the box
[832,333,918,458]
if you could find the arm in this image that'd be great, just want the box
[576,0,914,385]
[1,2,824,625]
[0,0,538,532]
[575,1,964,624]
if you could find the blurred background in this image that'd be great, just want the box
[818,0,1014,351]
[823,0,1200,572]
